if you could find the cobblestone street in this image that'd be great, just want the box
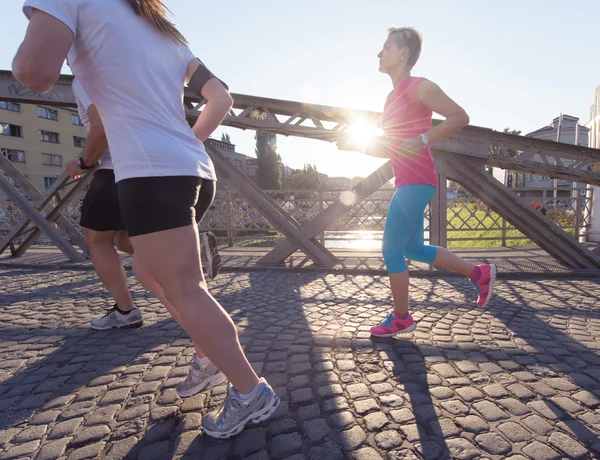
[1,267,600,459]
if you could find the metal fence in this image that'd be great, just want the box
[0,185,594,249]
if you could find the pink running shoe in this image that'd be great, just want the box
[471,264,497,308]
[370,311,416,337]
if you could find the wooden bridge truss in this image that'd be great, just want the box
[1,70,599,269]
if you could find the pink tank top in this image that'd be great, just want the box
[381,76,438,189]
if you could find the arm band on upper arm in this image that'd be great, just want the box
[188,59,229,96]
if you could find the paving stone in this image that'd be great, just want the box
[390,408,415,423]
[522,441,562,460]
[338,425,367,450]
[11,424,47,443]
[455,415,489,434]
[548,432,588,459]
[353,398,379,415]
[558,419,598,443]
[431,363,459,378]
[497,421,533,442]
[268,417,297,435]
[550,396,585,414]
[351,447,384,460]
[346,383,370,399]
[303,418,330,443]
[48,417,84,439]
[399,424,423,442]
[522,414,554,435]
[363,411,389,431]
[309,440,344,460]
[387,449,421,460]
[291,388,315,404]
[234,427,267,457]
[2,440,40,459]
[446,438,481,460]
[456,386,485,402]
[440,399,470,415]
[507,383,536,400]
[496,397,531,416]
[71,424,111,447]
[36,437,72,460]
[543,377,579,391]
[67,441,106,460]
[429,386,454,400]
[482,383,509,398]
[173,430,201,456]
[475,432,511,455]
[317,384,343,398]
[270,433,303,458]
[527,400,565,420]
[298,403,320,420]
[572,390,600,408]
[374,429,403,449]
[139,441,171,460]
[473,400,510,421]
[430,418,460,437]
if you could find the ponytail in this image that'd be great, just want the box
[125,0,187,45]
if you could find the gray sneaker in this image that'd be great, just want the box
[202,377,280,439]
[90,305,143,330]
[176,357,226,398]
[200,232,222,280]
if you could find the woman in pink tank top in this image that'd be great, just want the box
[342,27,497,337]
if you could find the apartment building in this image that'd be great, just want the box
[1,100,88,197]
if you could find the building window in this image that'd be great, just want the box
[528,174,535,181]
[2,149,25,163]
[38,106,58,121]
[234,159,243,168]
[1,123,22,137]
[72,114,84,126]
[40,130,59,143]
[44,177,57,189]
[541,176,549,180]
[42,153,62,166]
[73,136,87,148]
[0,101,20,112]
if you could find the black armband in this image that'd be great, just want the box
[188,59,229,96]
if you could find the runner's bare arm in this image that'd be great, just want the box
[12,9,73,93]
[185,58,233,142]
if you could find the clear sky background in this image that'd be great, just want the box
[2,0,598,178]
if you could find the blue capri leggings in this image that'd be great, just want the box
[383,184,438,274]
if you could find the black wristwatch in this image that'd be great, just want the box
[77,157,95,170]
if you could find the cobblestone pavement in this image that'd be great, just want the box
[1,267,600,460]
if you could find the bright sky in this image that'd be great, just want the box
[2,0,599,179]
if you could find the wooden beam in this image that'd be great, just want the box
[0,154,88,255]
[259,162,394,265]
[205,144,339,267]
[436,151,600,269]
[0,173,86,262]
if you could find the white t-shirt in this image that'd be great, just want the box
[72,78,112,170]
[23,0,216,183]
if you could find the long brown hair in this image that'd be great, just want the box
[125,0,188,45]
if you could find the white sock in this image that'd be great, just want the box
[194,354,211,365]
[235,382,261,401]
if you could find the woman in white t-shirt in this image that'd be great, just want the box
[13,0,279,439]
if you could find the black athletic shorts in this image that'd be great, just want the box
[117,176,216,237]
[80,169,126,232]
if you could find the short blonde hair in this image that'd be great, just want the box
[387,26,423,68]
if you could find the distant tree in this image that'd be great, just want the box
[220,132,232,143]
[255,131,281,189]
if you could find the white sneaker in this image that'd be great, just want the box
[90,305,143,330]
[176,355,226,397]
[202,378,280,439]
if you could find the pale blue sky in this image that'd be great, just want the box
[2,1,599,178]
